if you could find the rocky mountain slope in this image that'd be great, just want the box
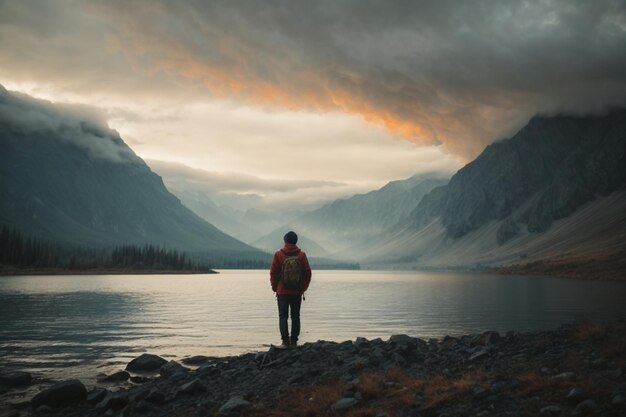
[0,86,262,258]
[360,110,626,277]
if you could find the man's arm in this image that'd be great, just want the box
[300,252,312,292]
[269,252,280,292]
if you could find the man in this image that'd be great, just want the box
[270,231,312,349]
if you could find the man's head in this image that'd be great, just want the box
[283,231,298,245]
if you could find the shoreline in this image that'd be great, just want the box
[1,320,624,416]
[0,267,218,276]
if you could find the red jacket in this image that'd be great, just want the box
[270,243,312,295]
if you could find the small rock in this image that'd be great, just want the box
[612,394,624,407]
[389,334,414,344]
[35,405,53,413]
[473,331,501,346]
[538,405,562,416]
[134,400,150,412]
[178,378,206,395]
[130,376,150,384]
[572,399,598,415]
[540,367,552,375]
[97,370,130,382]
[169,371,189,383]
[96,392,129,411]
[554,372,574,380]
[31,379,87,408]
[86,388,108,404]
[145,389,166,404]
[182,355,211,365]
[0,371,32,387]
[565,387,585,404]
[332,397,359,410]
[160,360,189,378]
[469,349,489,361]
[126,353,167,372]
[219,396,250,414]
[472,386,489,399]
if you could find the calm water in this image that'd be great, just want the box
[1,270,626,384]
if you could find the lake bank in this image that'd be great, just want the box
[2,320,624,416]
[0,267,217,276]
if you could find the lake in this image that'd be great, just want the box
[1,270,625,385]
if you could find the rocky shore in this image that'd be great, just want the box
[1,321,624,417]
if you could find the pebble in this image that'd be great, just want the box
[572,399,598,415]
[219,396,250,414]
[332,397,359,410]
[538,405,562,416]
[565,387,585,403]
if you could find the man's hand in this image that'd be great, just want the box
[272,285,277,292]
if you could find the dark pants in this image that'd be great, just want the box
[277,294,302,342]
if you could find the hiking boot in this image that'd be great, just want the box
[278,341,290,349]
[290,340,298,349]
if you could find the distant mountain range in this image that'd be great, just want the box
[357,110,626,278]
[252,175,448,255]
[0,85,263,261]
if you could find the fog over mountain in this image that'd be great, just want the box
[0,85,262,259]
[356,110,626,276]
[250,174,449,255]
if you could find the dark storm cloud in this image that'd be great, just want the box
[1,0,625,157]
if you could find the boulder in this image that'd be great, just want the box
[0,371,32,387]
[126,353,167,372]
[160,360,189,378]
[31,379,87,408]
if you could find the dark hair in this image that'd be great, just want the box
[283,231,298,244]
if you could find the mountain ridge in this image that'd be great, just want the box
[0,86,264,259]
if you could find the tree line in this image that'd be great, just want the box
[0,227,211,271]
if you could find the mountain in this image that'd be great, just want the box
[250,228,330,258]
[146,159,306,243]
[263,175,448,253]
[0,85,263,259]
[361,110,626,277]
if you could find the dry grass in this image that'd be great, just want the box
[245,369,488,417]
[574,321,610,341]
[516,371,567,396]
[245,377,347,417]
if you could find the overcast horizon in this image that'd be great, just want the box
[1,0,625,207]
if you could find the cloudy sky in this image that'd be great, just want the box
[1,0,625,206]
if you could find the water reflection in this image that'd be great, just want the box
[0,271,625,384]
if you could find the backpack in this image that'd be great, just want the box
[280,250,303,290]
